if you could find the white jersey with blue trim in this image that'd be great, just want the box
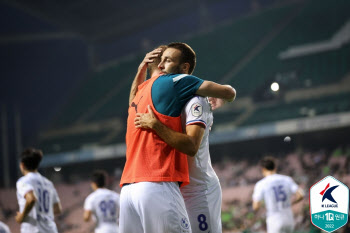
[253,174,298,217]
[84,188,120,233]
[16,172,60,233]
[180,96,219,190]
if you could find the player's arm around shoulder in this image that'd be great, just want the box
[183,124,205,157]
[129,48,162,106]
[134,105,204,157]
[196,81,236,102]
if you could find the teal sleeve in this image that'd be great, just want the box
[152,74,204,117]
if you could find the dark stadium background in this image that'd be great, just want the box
[1,0,350,232]
[0,0,255,180]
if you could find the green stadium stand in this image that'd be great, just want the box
[51,56,142,127]
[85,82,130,122]
[240,92,350,126]
[39,0,350,151]
[229,0,350,96]
[84,3,298,123]
[212,109,245,127]
[187,3,297,82]
[39,131,110,153]
[49,0,350,128]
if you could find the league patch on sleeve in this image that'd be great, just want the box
[191,102,203,117]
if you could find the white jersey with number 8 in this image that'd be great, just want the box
[180,96,222,233]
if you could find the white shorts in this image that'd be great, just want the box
[119,182,191,233]
[266,212,295,233]
[95,224,119,233]
[181,182,222,233]
[21,221,58,233]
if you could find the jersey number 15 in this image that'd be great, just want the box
[272,185,287,202]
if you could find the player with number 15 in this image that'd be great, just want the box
[252,156,304,233]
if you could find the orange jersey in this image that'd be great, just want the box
[120,75,189,187]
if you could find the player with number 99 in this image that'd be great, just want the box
[84,170,120,233]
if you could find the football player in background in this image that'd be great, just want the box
[252,156,304,233]
[16,148,62,233]
[84,170,120,233]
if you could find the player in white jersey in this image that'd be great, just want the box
[252,156,304,233]
[0,221,11,233]
[15,148,62,233]
[135,96,231,233]
[84,170,120,233]
[179,96,222,233]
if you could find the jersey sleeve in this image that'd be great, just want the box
[152,74,204,117]
[252,182,263,202]
[16,179,34,197]
[182,96,209,128]
[84,194,93,211]
[173,74,204,100]
[288,177,299,194]
[52,185,61,204]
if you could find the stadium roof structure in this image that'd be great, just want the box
[2,0,198,43]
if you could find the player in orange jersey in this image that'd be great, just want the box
[119,42,235,233]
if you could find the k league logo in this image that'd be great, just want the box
[310,176,349,232]
[320,183,338,205]
[191,102,203,117]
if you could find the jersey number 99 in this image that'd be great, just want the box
[99,200,116,218]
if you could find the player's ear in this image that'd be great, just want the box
[181,63,190,74]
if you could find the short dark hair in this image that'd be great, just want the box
[260,156,277,171]
[21,148,43,171]
[91,170,108,188]
[148,45,167,76]
[167,42,196,74]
